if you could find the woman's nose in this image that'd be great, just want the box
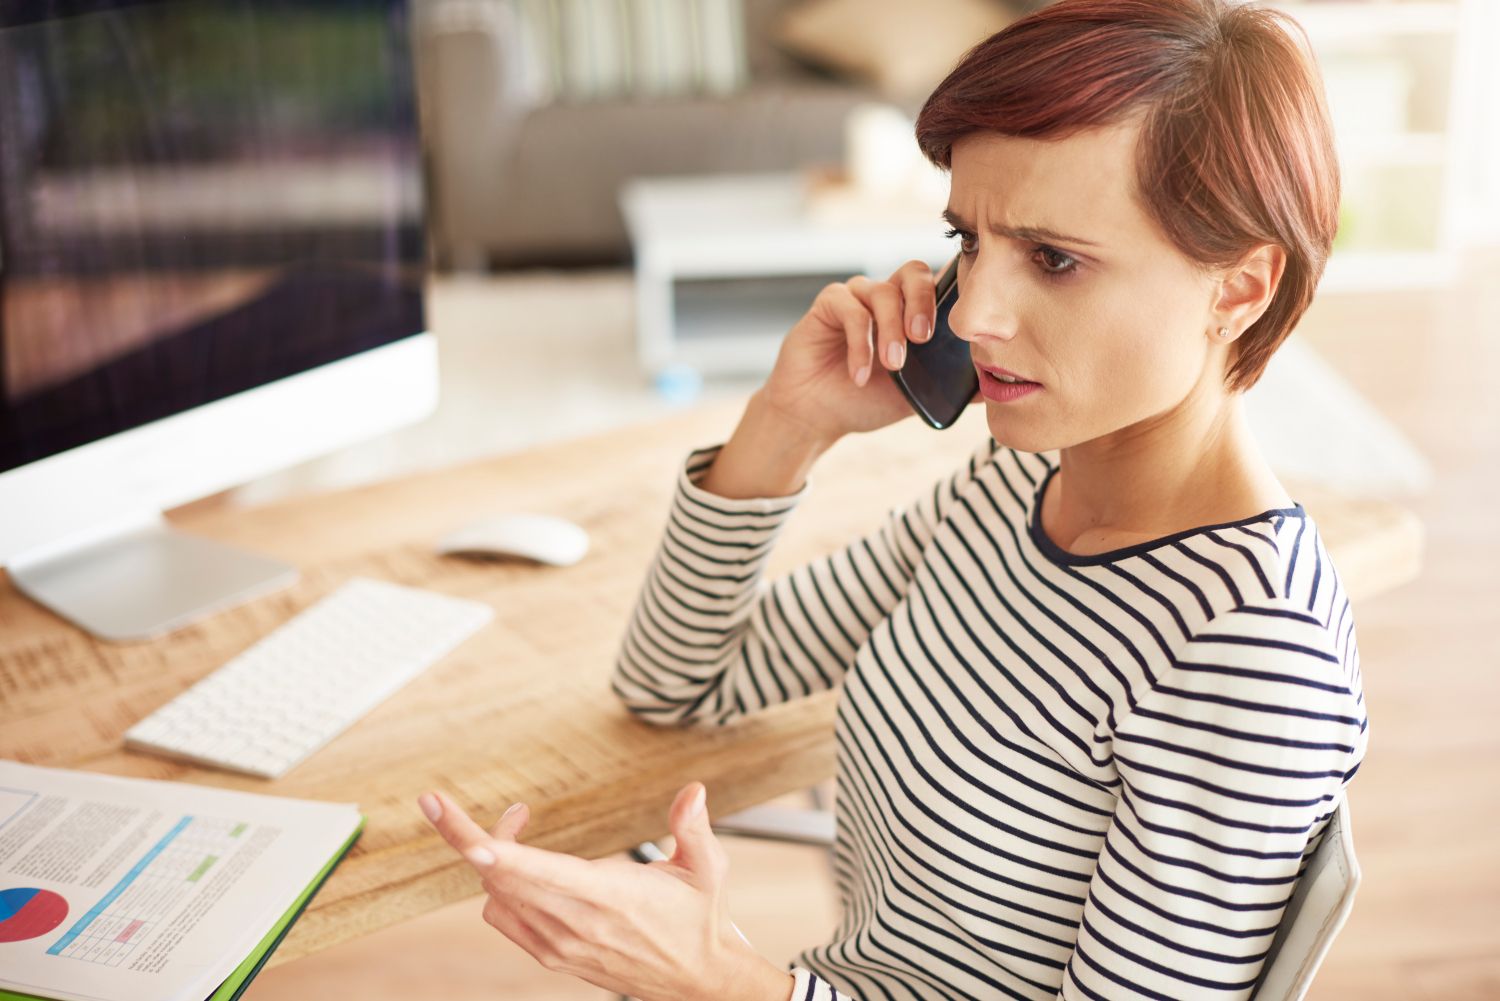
[948,268,1019,344]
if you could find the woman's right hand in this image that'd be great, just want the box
[697,258,947,500]
[758,258,943,444]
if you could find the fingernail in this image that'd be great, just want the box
[690,785,706,819]
[418,793,442,823]
[887,341,906,369]
[910,314,930,341]
[502,803,523,821]
[466,845,496,867]
[854,365,870,386]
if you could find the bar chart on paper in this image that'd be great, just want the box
[46,815,251,966]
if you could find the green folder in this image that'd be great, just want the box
[0,817,365,1001]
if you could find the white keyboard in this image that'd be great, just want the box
[126,577,494,778]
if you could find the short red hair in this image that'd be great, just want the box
[915,0,1339,392]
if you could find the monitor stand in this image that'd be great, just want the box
[9,513,298,642]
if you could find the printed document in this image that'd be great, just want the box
[0,760,360,1001]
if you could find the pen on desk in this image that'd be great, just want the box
[629,840,752,946]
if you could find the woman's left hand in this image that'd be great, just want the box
[417,782,794,1001]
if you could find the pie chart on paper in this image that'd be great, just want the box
[0,887,69,943]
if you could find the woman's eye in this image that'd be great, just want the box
[943,228,1078,279]
[1034,246,1078,278]
[942,227,978,257]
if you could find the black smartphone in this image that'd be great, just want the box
[889,254,976,429]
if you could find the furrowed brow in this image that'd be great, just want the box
[941,207,1101,249]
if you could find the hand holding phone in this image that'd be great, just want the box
[888,254,976,429]
[753,255,972,453]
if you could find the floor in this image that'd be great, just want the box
[242,249,1499,1000]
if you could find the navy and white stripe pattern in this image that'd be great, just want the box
[612,438,1368,1000]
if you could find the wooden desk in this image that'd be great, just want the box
[0,400,1424,966]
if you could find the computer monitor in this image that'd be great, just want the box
[0,0,436,641]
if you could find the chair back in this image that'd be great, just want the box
[1252,796,1361,1000]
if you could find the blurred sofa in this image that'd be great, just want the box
[412,0,920,270]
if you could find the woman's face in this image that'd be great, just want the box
[945,123,1228,454]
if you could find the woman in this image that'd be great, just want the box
[419,0,1366,997]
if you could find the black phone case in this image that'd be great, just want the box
[888,254,977,429]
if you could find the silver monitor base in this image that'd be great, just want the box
[10,515,298,642]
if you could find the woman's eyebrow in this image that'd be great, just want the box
[941,207,1101,249]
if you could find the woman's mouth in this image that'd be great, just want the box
[976,365,1042,403]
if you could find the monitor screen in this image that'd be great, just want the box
[0,0,425,476]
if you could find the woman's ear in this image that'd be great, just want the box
[1212,243,1286,337]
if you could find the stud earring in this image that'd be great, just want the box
[1218,327,1232,339]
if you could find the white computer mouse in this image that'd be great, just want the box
[434,513,590,567]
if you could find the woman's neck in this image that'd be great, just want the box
[1042,388,1292,555]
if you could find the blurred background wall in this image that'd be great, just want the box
[407,0,1499,274]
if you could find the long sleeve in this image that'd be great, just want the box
[611,438,997,727]
[1060,601,1368,999]
[789,967,858,1000]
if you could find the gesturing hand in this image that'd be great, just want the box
[417,782,794,1001]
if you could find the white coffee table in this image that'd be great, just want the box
[620,171,953,376]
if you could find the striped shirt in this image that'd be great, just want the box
[611,437,1368,1000]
